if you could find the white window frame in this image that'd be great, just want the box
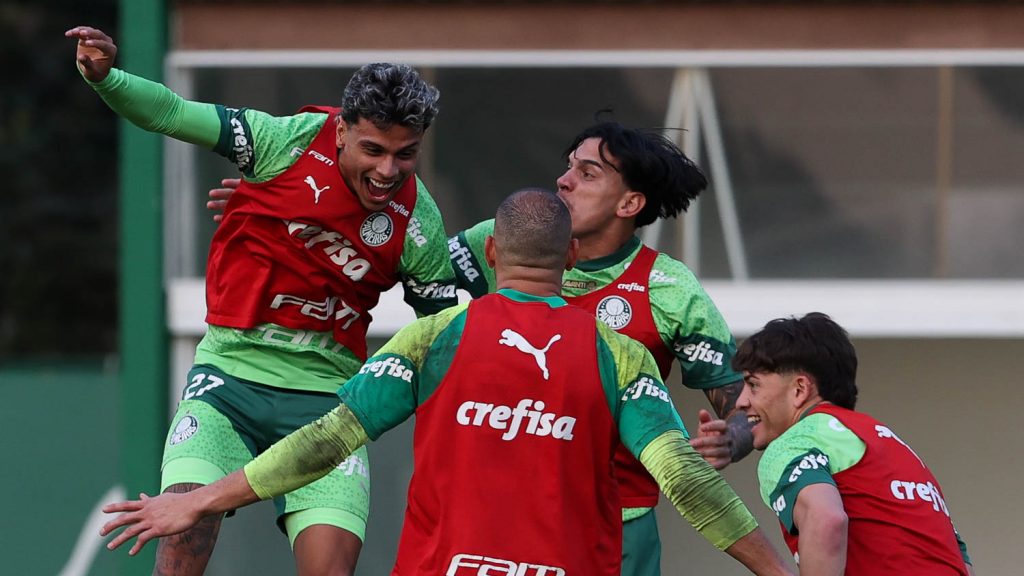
[163,49,1024,345]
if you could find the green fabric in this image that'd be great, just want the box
[757,411,973,567]
[89,68,220,149]
[639,430,758,551]
[244,404,370,500]
[338,290,684,456]
[621,509,662,576]
[91,67,456,393]
[756,412,866,533]
[453,220,740,390]
[193,326,359,395]
[248,291,757,552]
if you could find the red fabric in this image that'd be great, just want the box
[205,107,416,360]
[393,294,621,576]
[565,245,668,508]
[782,404,968,575]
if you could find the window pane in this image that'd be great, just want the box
[178,64,1024,281]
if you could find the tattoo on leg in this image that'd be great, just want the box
[153,483,222,576]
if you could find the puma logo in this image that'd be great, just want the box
[304,175,330,204]
[498,329,561,380]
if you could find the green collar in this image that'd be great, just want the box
[798,401,832,421]
[496,288,568,308]
[574,236,642,272]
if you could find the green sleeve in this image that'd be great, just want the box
[596,322,686,456]
[399,179,459,316]
[640,430,759,550]
[756,413,864,533]
[449,219,496,298]
[243,404,369,499]
[649,253,740,390]
[87,68,327,182]
[338,304,468,438]
[87,68,221,149]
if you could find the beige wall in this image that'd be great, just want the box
[660,337,1021,574]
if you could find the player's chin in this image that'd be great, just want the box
[357,190,393,212]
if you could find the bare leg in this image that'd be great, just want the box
[153,483,224,576]
[293,524,362,576]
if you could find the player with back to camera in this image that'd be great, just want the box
[100,189,795,576]
[209,121,757,575]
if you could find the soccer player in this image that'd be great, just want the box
[100,189,794,576]
[209,122,751,574]
[67,25,457,576]
[731,312,974,575]
[447,122,752,574]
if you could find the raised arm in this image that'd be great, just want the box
[66,25,221,149]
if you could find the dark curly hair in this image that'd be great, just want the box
[563,122,707,228]
[341,63,440,132]
[733,312,859,409]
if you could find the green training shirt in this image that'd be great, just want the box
[89,68,456,393]
[450,220,739,390]
[757,410,971,564]
[246,289,758,551]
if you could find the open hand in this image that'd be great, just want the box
[99,492,205,556]
[65,26,117,83]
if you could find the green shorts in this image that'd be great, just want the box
[161,364,369,544]
[621,508,662,576]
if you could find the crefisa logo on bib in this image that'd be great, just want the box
[596,295,632,329]
[169,415,199,445]
[360,213,394,246]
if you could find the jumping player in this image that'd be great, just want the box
[100,189,794,576]
[68,25,457,576]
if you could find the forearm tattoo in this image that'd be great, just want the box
[704,380,755,462]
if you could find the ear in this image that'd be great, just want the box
[565,238,580,271]
[792,373,818,407]
[484,235,497,268]
[617,191,646,220]
[335,118,349,150]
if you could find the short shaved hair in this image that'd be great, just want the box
[493,188,572,269]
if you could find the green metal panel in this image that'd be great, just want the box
[119,0,166,571]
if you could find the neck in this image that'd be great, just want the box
[795,396,827,423]
[575,222,636,261]
[494,265,564,298]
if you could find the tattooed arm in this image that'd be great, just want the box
[692,380,755,469]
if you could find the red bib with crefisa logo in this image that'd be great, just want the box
[392,293,621,576]
[784,404,969,575]
[565,244,670,508]
[205,106,416,361]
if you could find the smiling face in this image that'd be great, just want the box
[736,370,813,450]
[555,137,643,241]
[336,118,422,212]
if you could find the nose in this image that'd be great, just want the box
[376,155,399,179]
[555,169,573,192]
[736,386,751,410]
